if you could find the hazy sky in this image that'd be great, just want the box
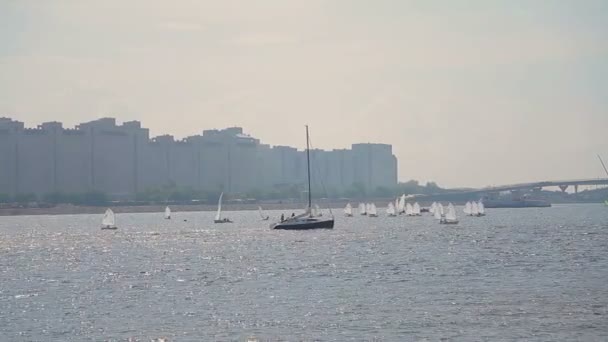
[1,0,607,187]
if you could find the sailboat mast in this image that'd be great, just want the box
[306,125,312,211]
[598,154,608,177]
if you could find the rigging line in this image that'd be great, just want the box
[598,154,608,177]
[307,134,334,217]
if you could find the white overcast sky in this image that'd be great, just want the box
[1,0,607,187]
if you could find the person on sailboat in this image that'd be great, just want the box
[280,214,285,222]
[291,213,295,218]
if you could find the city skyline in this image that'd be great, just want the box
[0,117,398,199]
[1,1,607,187]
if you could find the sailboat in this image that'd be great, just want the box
[429,202,437,214]
[258,206,269,221]
[368,203,378,217]
[433,203,442,221]
[344,203,353,217]
[463,202,472,216]
[412,202,422,216]
[101,208,117,230]
[386,202,397,217]
[471,201,480,216]
[359,203,367,215]
[164,206,171,220]
[441,203,459,224]
[270,126,334,230]
[477,200,486,216]
[405,203,414,216]
[214,192,232,223]
[398,195,406,214]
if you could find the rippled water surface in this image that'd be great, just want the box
[1,204,607,341]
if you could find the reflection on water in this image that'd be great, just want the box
[0,204,607,340]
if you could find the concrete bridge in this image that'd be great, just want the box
[477,178,608,194]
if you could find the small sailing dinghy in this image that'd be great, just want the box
[344,203,353,217]
[386,202,397,217]
[214,192,232,223]
[477,200,486,216]
[359,203,367,216]
[412,202,422,216]
[429,202,437,214]
[270,126,334,230]
[368,203,378,217]
[398,195,406,214]
[164,206,171,220]
[258,206,269,221]
[463,202,472,216]
[471,201,480,216]
[405,203,414,216]
[101,208,117,230]
[441,203,459,224]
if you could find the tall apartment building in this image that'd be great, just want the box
[0,117,398,198]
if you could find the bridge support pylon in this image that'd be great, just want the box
[558,185,568,193]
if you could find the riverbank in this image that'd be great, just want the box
[0,202,348,216]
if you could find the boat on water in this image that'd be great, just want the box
[398,195,406,214]
[405,203,414,216]
[386,202,397,217]
[359,203,367,215]
[429,202,437,214]
[214,192,233,223]
[258,206,269,221]
[440,203,459,224]
[368,203,378,217]
[477,200,486,216]
[463,202,472,216]
[471,201,480,216]
[270,126,334,230]
[101,208,117,230]
[164,206,171,220]
[412,202,422,216]
[433,203,444,221]
[344,203,353,217]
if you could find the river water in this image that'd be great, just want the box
[0,204,607,341]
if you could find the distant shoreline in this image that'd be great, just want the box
[0,202,348,217]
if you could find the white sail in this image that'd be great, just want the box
[258,206,269,220]
[413,202,421,215]
[464,202,472,215]
[164,206,171,219]
[369,203,377,216]
[387,202,396,216]
[102,208,115,227]
[438,203,445,215]
[471,201,479,216]
[366,203,371,213]
[429,202,437,214]
[405,203,414,216]
[359,203,367,215]
[434,205,442,220]
[398,195,406,213]
[477,200,485,215]
[446,203,457,220]
[394,198,399,213]
[314,204,323,217]
[215,192,223,221]
[344,203,353,216]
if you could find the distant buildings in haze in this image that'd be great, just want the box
[0,117,398,199]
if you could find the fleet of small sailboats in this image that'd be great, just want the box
[464,200,486,217]
[101,208,117,230]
